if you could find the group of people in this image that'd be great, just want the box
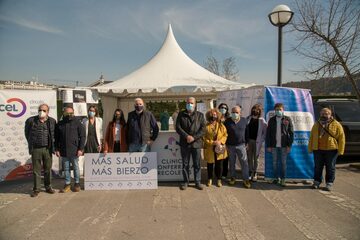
[25,98,159,197]
[24,96,345,197]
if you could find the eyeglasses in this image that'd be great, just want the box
[38,109,47,112]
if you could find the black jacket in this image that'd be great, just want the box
[127,110,159,145]
[24,116,56,154]
[266,115,294,148]
[176,110,205,149]
[55,116,86,158]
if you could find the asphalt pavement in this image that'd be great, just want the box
[0,163,359,240]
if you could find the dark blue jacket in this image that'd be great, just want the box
[127,110,159,145]
[55,116,86,158]
[265,115,294,148]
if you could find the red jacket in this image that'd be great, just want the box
[103,122,128,152]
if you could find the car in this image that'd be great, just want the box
[313,98,360,156]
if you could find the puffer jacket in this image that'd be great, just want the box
[308,119,345,155]
[203,121,228,163]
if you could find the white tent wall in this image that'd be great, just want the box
[100,92,217,127]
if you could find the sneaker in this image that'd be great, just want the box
[272,178,279,184]
[229,177,236,185]
[280,179,286,187]
[243,180,251,189]
[324,183,332,191]
[195,183,204,190]
[252,173,258,182]
[30,191,39,197]
[217,180,222,187]
[60,184,71,193]
[180,183,188,190]
[74,183,81,192]
[312,182,320,189]
[45,187,55,194]
[206,179,212,187]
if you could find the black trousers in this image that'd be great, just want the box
[222,157,229,177]
[207,160,223,180]
[113,142,121,152]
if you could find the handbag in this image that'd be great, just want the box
[214,123,226,154]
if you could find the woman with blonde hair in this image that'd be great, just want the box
[203,108,228,187]
[308,107,345,191]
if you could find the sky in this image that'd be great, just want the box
[0,0,307,87]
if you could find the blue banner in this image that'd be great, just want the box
[264,86,314,180]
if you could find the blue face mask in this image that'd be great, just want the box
[219,108,227,115]
[88,111,95,117]
[186,103,194,111]
[275,110,283,117]
[231,113,239,121]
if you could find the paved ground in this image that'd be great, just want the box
[0,164,359,240]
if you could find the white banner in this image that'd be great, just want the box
[152,131,194,181]
[0,90,57,181]
[217,87,265,173]
[84,152,158,190]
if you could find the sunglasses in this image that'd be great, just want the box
[38,109,47,112]
[220,107,228,110]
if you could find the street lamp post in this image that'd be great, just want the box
[268,5,294,87]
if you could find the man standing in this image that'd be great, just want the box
[25,104,56,197]
[127,98,159,152]
[266,103,294,187]
[224,105,251,188]
[176,97,206,190]
[55,106,85,193]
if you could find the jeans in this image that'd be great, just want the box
[31,147,52,191]
[62,156,80,184]
[180,147,201,184]
[313,150,338,185]
[228,144,249,180]
[271,147,288,179]
[128,143,150,152]
[247,139,258,174]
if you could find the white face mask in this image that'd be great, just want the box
[38,110,47,118]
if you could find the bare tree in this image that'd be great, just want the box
[204,55,239,82]
[291,0,360,99]
[204,55,220,76]
[223,57,239,82]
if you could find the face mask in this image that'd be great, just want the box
[251,110,260,117]
[219,108,227,115]
[135,105,144,112]
[275,110,283,117]
[231,113,239,121]
[63,113,74,120]
[320,115,330,121]
[38,110,46,118]
[186,103,194,112]
[210,116,218,122]
[88,111,95,118]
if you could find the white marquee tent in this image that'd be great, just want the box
[95,24,254,123]
[96,24,252,94]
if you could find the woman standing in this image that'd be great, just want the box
[308,107,345,191]
[103,109,128,154]
[246,104,267,181]
[203,108,228,187]
[82,105,103,153]
[218,103,230,179]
